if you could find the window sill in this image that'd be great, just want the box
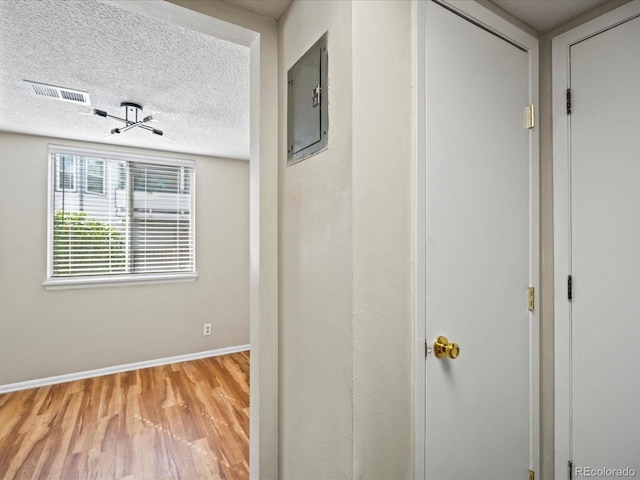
[43,272,198,290]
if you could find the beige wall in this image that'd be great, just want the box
[279,0,354,477]
[279,0,414,478]
[0,131,249,385]
[352,1,414,478]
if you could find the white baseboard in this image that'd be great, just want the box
[0,344,250,395]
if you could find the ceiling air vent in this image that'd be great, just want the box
[25,80,91,105]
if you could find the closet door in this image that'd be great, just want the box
[423,2,538,479]
[556,10,640,477]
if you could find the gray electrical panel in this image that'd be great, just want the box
[287,32,328,165]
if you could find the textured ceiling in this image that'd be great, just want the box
[0,0,250,160]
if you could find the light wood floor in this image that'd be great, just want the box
[0,351,249,480]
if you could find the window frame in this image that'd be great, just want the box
[45,144,197,289]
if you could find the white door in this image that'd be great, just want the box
[422,2,538,479]
[555,9,640,478]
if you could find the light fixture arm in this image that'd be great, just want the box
[93,102,163,136]
[111,116,153,135]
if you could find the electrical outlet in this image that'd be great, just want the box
[203,323,212,336]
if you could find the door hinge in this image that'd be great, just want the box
[528,469,535,480]
[526,104,535,129]
[527,287,535,312]
[569,460,574,480]
[568,275,573,301]
[566,88,572,115]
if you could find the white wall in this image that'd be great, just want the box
[279,1,354,477]
[0,131,249,385]
[279,1,414,478]
[352,1,414,477]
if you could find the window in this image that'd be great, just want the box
[85,158,106,195]
[55,156,77,191]
[47,145,196,287]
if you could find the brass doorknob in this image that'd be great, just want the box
[434,336,460,359]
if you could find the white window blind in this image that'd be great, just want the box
[48,146,195,283]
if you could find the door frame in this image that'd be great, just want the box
[414,1,540,478]
[122,2,280,478]
[552,3,640,478]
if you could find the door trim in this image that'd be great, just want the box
[415,1,540,478]
[552,3,640,478]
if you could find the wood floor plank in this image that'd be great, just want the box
[0,351,249,480]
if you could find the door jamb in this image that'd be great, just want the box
[552,3,640,478]
[146,2,280,478]
[414,2,540,478]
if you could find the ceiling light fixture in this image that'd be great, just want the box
[93,102,163,136]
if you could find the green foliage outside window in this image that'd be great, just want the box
[53,211,125,276]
